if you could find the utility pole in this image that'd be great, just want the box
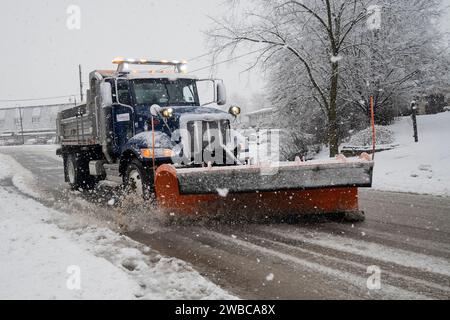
[18,106,25,145]
[71,95,77,108]
[79,64,84,103]
[411,100,419,143]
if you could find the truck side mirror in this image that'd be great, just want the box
[216,81,227,106]
[100,82,113,107]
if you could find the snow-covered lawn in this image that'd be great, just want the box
[315,112,449,196]
[372,112,450,196]
[0,154,235,300]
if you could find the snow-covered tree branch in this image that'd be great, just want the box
[207,0,449,157]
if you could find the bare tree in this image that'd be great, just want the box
[208,0,369,157]
[339,0,449,124]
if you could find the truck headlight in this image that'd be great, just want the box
[229,106,241,117]
[161,108,174,118]
[141,148,175,158]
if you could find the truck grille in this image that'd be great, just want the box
[185,120,230,164]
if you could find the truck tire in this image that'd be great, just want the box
[123,159,154,200]
[64,153,96,191]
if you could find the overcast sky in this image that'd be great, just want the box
[0,0,449,108]
[0,0,265,108]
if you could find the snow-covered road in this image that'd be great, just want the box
[0,145,449,300]
[0,152,235,300]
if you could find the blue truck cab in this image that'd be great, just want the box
[56,59,241,196]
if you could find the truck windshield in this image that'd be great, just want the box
[132,79,199,106]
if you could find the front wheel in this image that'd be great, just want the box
[123,159,154,200]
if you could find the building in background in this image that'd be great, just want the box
[244,107,276,129]
[0,103,73,145]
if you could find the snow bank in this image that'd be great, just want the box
[345,125,395,146]
[0,188,140,300]
[72,227,235,300]
[0,155,235,300]
[0,153,40,198]
[373,113,450,196]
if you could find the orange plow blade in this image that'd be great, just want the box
[154,160,373,217]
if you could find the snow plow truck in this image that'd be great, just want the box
[56,58,374,221]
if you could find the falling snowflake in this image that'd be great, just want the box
[330,55,343,63]
[217,188,229,198]
[266,273,274,281]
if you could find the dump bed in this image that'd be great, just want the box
[56,104,99,146]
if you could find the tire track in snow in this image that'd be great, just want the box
[261,226,450,278]
[243,228,450,299]
[205,230,430,300]
[309,222,450,258]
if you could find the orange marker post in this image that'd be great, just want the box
[151,116,157,182]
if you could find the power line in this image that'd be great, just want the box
[0,94,77,103]
[188,48,266,74]
[162,47,265,72]
[187,49,221,62]
[1,48,265,102]
[158,50,221,71]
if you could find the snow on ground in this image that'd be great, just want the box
[372,113,450,197]
[0,154,235,300]
[346,125,395,146]
[0,188,140,300]
[264,227,450,278]
[0,153,41,199]
[315,112,450,197]
[0,144,61,162]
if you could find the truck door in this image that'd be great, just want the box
[112,80,134,153]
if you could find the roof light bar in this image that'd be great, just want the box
[112,57,188,73]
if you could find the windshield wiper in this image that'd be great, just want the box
[163,83,172,104]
